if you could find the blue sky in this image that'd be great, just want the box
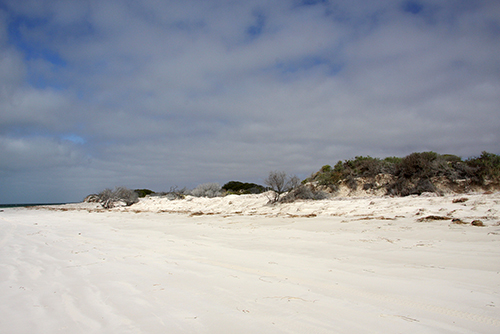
[1,0,499,204]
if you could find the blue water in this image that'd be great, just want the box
[0,202,73,208]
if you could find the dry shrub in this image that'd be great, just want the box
[279,184,329,203]
[191,183,222,198]
[96,187,139,209]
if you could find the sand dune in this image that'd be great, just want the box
[1,192,499,333]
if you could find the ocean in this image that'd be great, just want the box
[0,202,73,208]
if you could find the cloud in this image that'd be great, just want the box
[1,0,499,203]
[0,135,89,171]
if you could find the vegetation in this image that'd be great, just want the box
[87,187,139,209]
[307,151,500,197]
[221,181,266,194]
[279,184,329,203]
[265,171,300,203]
[190,183,222,198]
[85,151,499,207]
[465,151,500,183]
[161,186,188,200]
[134,189,154,198]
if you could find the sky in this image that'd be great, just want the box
[1,0,499,204]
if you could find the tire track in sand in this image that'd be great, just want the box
[0,216,17,248]
[193,257,500,327]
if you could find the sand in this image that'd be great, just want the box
[1,192,499,333]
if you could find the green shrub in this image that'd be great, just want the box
[384,156,403,164]
[316,170,342,187]
[221,181,266,194]
[305,151,500,197]
[465,151,500,184]
[320,165,332,172]
[334,160,344,173]
[442,154,462,162]
[396,152,438,179]
[134,189,154,198]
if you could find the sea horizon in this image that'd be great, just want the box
[0,202,75,209]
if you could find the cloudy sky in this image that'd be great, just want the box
[1,0,499,204]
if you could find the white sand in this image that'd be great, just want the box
[1,192,499,333]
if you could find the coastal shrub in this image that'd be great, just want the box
[386,178,411,196]
[265,171,300,203]
[384,156,403,164]
[385,152,450,195]
[316,170,342,188]
[350,156,385,177]
[320,165,332,173]
[83,194,99,203]
[279,184,329,203]
[465,151,500,184]
[162,186,188,200]
[191,183,222,198]
[134,189,154,198]
[396,152,439,179]
[442,154,462,162]
[414,178,436,194]
[308,151,500,197]
[345,175,358,190]
[322,156,393,182]
[96,187,139,209]
[386,175,436,196]
[222,181,266,194]
[334,160,344,173]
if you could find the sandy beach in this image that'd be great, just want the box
[1,192,499,333]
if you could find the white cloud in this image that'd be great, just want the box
[1,0,499,203]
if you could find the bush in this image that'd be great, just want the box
[386,178,412,196]
[320,165,332,173]
[265,171,300,203]
[396,152,439,179]
[221,181,266,194]
[442,154,462,162]
[316,170,342,188]
[96,187,139,209]
[384,156,403,164]
[134,189,154,198]
[296,151,500,198]
[279,184,329,203]
[465,151,500,184]
[350,156,386,177]
[308,156,392,190]
[162,186,188,200]
[414,178,436,194]
[191,183,222,198]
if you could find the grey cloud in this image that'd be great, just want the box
[0,135,89,171]
[1,0,499,203]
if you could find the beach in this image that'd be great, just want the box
[1,192,499,333]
